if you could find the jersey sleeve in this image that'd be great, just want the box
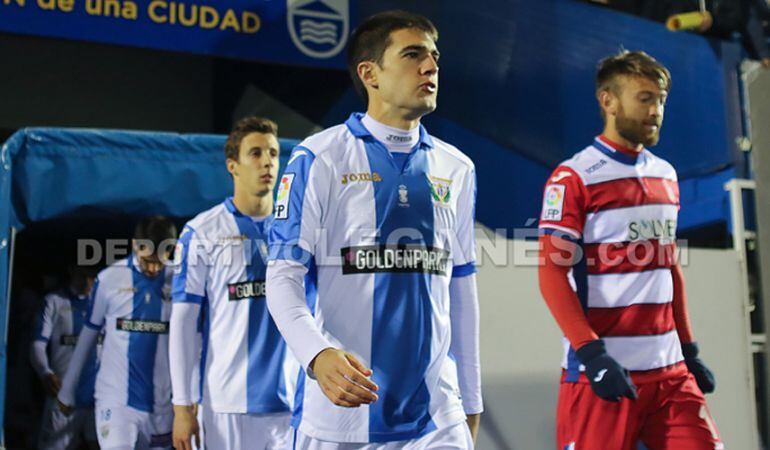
[269,146,328,265]
[34,294,57,342]
[452,167,477,277]
[172,225,209,304]
[538,165,588,240]
[85,278,107,330]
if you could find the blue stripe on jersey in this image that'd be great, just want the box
[452,262,476,278]
[85,279,102,330]
[71,294,97,407]
[291,257,318,429]
[565,239,589,382]
[226,200,289,414]
[269,146,316,266]
[362,131,436,442]
[198,298,209,405]
[127,256,165,412]
[172,225,204,304]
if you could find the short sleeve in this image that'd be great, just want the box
[34,295,57,342]
[85,279,107,330]
[452,168,477,277]
[538,166,588,240]
[172,225,209,304]
[269,146,328,266]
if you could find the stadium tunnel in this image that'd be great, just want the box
[0,129,296,444]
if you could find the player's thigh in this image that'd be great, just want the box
[244,412,292,450]
[403,422,473,450]
[145,409,173,450]
[640,375,724,450]
[556,380,640,450]
[95,405,140,450]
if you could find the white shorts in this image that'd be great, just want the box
[292,422,474,450]
[38,398,97,450]
[95,403,172,450]
[201,406,291,450]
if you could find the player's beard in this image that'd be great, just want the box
[616,106,661,148]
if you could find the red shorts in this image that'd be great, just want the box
[556,372,723,450]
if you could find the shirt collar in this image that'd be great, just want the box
[592,136,644,166]
[345,113,435,150]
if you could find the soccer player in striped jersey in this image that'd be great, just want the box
[58,216,177,450]
[267,10,482,449]
[31,265,99,450]
[170,117,296,450]
[538,51,723,450]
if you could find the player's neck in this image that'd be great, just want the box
[232,190,273,217]
[366,104,421,131]
[361,114,419,152]
[600,126,643,155]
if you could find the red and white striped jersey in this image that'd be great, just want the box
[539,136,686,383]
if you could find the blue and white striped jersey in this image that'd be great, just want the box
[172,199,295,414]
[35,289,99,407]
[85,257,172,414]
[268,113,477,443]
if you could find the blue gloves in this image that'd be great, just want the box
[576,340,637,402]
[682,342,716,394]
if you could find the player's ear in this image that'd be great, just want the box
[598,89,617,117]
[226,157,239,178]
[358,61,378,90]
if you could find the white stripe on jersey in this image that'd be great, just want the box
[562,330,684,372]
[569,145,677,186]
[587,268,673,308]
[584,204,679,244]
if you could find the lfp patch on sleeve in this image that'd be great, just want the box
[275,173,295,220]
[541,184,566,221]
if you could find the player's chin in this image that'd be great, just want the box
[413,99,437,116]
[643,133,660,147]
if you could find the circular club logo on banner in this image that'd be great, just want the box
[288,0,349,59]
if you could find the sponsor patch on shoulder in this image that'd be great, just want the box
[275,173,295,220]
[541,184,566,221]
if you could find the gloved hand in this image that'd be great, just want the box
[682,342,715,394]
[576,340,637,402]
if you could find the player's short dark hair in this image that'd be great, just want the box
[347,10,438,103]
[224,116,278,162]
[596,50,672,96]
[133,216,177,255]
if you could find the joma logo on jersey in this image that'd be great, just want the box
[116,319,169,334]
[628,219,677,241]
[228,280,267,301]
[341,172,382,185]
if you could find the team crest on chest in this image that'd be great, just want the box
[427,175,452,207]
[398,184,409,207]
